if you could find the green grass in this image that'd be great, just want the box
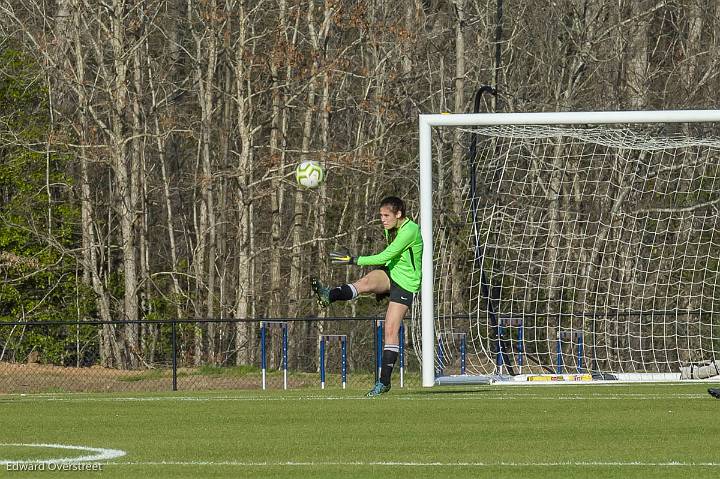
[194,364,261,376]
[117,368,170,382]
[1,383,719,478]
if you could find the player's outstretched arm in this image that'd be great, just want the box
[355,221,418,266]
[329,251,356,265]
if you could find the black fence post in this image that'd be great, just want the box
[172,320,178,391]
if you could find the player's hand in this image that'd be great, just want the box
[329,252,356,265]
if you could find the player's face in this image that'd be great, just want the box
[379,206,402,230]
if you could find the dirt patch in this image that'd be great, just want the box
[0,362,169,393]
[0,362,368,393]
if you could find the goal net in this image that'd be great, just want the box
[415,111,720,386]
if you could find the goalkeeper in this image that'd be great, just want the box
[311,196,423,397]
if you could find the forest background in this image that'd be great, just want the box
[0,0,717,370]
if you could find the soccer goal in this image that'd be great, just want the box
[415,110,720,387]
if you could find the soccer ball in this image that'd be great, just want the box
[295,160,325,189]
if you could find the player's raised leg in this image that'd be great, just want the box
[311,270,390,309]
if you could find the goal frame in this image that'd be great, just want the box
[418,109,720,387]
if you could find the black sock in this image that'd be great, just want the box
[380,347,398,386]
[329,284,357,303]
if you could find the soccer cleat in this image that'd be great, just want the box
[311,277,331,308]
[365,381,391,398]
[709,388,720,399]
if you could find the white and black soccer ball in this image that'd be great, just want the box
[295,160,325,189]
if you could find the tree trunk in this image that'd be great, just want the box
[110,0,139,368]
[625,0,651,109]
[267,0,289,320]
[232,0,255,365]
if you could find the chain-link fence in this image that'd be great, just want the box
[0,318,426,393]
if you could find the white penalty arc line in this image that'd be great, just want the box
[0,443,126,464]
[103,460,720,468]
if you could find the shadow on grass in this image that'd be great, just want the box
[403,386,496,396]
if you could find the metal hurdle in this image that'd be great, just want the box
[319,334,347,389]
[373,320,405,388]
[260,321,288,390]
[436,332,467,377]
[556,329,584,374]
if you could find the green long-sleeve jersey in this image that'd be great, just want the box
[356,218,423,293]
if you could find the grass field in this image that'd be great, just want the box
[1,382,719,478]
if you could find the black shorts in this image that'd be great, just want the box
[374,267,415,308]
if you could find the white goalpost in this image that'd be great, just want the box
[418,110,720,387]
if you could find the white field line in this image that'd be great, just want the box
[0,393,712,402]
[99,460,720,468]
[2,445,717,468]
[0,443,126,464]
